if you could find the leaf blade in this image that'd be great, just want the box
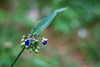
[35,11,56,32]
[31,7,68,36]
[31,28,36,35]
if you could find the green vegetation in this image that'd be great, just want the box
[0,0,100,67]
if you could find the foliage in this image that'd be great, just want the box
[0,0,100,67]
[31,8,67,36]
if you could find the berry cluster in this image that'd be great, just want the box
[21,34,48,54]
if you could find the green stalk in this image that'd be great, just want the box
[11,47,25,67]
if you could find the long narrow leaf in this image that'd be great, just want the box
[31,8,67,36]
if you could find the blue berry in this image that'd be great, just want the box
[25,40,30,46]
[43,41,47,45]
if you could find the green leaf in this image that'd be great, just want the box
[31,8,67,36]
[31,28,36,35]
[31,28,41,37]
[35,31,41,37]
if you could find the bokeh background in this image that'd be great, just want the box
[0,0,100,67]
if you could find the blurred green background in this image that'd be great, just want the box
[0,0,100,67]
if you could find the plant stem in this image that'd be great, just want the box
[11,47,25,67]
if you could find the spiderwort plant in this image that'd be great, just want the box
[20,34,48,53]
[11,8,67,67]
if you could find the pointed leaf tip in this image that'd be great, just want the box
[55,7,68,13]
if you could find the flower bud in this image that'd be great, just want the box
[34,49,38,54]
[36,45,40,50]
[42,37,48,41]
[21,42,25,47]
[32,46,35,50]
[35,39,38,42]
[32,33,36,36]
[31,40,35,45]
[22,35,25,38]
[29,48,32,53]
[35,39,39,45]
[21,38,25,42]
[25,45,28,49]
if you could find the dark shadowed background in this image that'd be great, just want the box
[0,0,100,67]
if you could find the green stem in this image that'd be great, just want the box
[11,47,25,67]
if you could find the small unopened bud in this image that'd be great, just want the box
[35,39,39,44]
[34,49,38,54]
[33,33,36,36]
[42,37,48,41]
[32,46,35,50]
[36,45,40,50]
[35,39,38,42]
[21,39,25,42]
[25,45,28,49]
[21,42,25,47]
[29,48,32,53]
[32,41,35,45]
[22,35,25,38]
